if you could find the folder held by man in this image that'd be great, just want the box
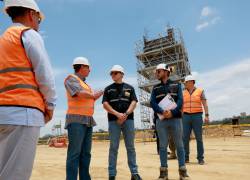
[157,94,177,120]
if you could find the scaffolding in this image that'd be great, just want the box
[135,27,191,130]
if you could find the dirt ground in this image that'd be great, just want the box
[31,137,250,180]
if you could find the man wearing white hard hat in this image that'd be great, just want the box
[0,0,56,179]
[150,63,189,180]
[182,75,209,165]
[64,57,103,180]
[102,65,142,180]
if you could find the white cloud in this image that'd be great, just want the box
[201,6,214,18]
[195,22,209,32]
[211,17,221,25]
[193,58,250,120]
[196,6,221,32]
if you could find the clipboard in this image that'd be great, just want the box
[157,94,177,120]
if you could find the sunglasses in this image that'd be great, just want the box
[156,70,162,74]
[110,72,120,76]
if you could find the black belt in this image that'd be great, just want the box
[183,112,203,115]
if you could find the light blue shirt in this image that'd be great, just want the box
[0,24,57,127]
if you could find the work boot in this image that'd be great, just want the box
[131,174,142,180]
[168,152,177,160]
[179,166,190,180]
[109,176,115,180]
[158,167,168,180]
[198,159,205,165]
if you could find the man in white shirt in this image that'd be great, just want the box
[0,1,56,179]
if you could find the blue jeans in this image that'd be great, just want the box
[182,113,204,161]
[108,120,138,176]
[156,118,185,168]
[66,123,93,180]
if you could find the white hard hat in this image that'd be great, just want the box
[110,65,124,74]
[4,0,45,20]
[185,75,195,82]
[72,57,90,66]
[156,63,171,72]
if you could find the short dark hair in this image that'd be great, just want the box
[73,64,82,73]
[6,7,30,20]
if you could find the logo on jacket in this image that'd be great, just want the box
[125,91,130,97]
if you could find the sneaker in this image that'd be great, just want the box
[109,176,115,180]
[198,159,205,165]
[158,167,168,180]
[131,174,142,180]
[179,166,190,180]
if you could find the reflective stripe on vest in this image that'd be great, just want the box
[109,97,130,103]
[183,88,203,113]
[0,26,45,112]
[156,94,165,99]
[65,74,94,116]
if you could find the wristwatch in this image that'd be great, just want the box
[205,113,209,117]
[125,112,130,116]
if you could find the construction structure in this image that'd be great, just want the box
[135,27,191,129]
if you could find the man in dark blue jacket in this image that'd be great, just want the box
[150,64,189,180]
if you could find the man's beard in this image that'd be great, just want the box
[158,76,163,81]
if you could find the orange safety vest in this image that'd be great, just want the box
[65,74,94,116]
[183,88,203,113]
[0,26,45,113]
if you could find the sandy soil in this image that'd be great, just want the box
[31,137,250,180]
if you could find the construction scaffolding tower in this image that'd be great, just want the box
[135,27,191,130]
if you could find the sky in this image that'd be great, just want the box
[1,0,250,136]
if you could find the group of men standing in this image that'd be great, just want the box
[0,0,209,180]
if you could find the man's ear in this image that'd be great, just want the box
[27,10,33,22]
[166,71,170,77]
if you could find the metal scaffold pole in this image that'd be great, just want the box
[135,26,191,141]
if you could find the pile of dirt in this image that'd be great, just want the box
[202,125,240,137]
[134,125,250,140]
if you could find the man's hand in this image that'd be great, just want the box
[204,116,209,124]
[93,90,103,100]
[163,110,173,119]
[116,113,127,125]
[44,109,54,124]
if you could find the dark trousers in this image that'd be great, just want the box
[66,123,93,180]
[182,113,204,161]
